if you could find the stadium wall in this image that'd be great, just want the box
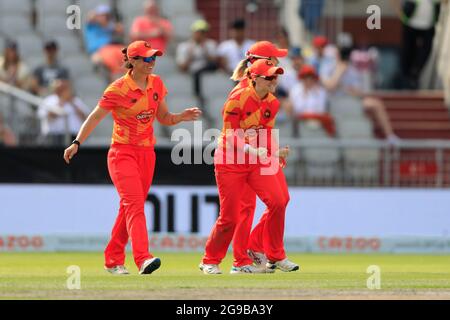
[1,185,449,253]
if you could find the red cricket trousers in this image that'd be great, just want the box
[203,163,289,265]
[104,144,155,269]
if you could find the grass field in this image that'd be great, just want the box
[0,252,449,300]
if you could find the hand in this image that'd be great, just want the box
[336,61,348,74]
[276,146,290,168]
[181,107,202,121]
[275,145,290,159]
[63,143,79,164]
[246,145,268,160]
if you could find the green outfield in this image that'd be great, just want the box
[0,252,449,300]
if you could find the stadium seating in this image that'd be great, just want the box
[200,72,234,99]
[164,74,194,97]
[35,0,74,16]
[74,74,107,98]
[301,140,341,182]
[153,56,178,76]
[64,55,95,79]
[0,0,33,16]
[0,15,34,37]
[329,95,364,118]
[160,0,196,17]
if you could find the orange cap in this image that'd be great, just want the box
[249,59,284,77]
[312,36,328,48]
[247,41,288,59]
[298,65,318,79]
[127,40,163,59]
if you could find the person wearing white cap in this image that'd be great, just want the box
[176,19,218,106]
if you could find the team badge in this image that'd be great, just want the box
[144,42,151,48]
[264,109,271,118]
[153,93,159,101]
[131,98,137,103]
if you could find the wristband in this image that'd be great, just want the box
[72,139,81,147]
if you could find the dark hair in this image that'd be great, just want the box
[278,27,289,38]
[230,19,245,30]
[3,39,20,70]
[122,46,133,69]
[44,40,58,50]
[339,46,353,62]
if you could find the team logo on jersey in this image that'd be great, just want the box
[144,42,151,48]
[263,109,271,118]
[136,110,155,124]
[153,93,159,101]
[131,98,138,103]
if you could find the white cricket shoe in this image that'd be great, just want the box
[139,257,161,275]
[199,263,222,274]
[230,264,266,274]
[104,265,130,275]
[248,250,275,273]
[266,258,299,272]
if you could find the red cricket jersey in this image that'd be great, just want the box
[98,70,168,147]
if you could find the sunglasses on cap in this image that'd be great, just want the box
[133,55,157,63]
[257,75,278,81]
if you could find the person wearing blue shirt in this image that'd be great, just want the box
[84,4,123,56]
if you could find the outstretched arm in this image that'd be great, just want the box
[156,99,201,126]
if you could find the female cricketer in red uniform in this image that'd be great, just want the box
[228,41,294,273]
[63,40,201,275]
[199,59,299,274]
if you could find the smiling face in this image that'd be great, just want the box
[130,56,156,75]
[254,75,278,94]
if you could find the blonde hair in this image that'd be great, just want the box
[230,58,249,81]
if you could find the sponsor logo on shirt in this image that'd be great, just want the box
[136,110,155,124]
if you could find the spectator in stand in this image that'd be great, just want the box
[390,0,441,89]
[84,4,124,56]
[307,35,337,79]
[176,19,218,106]
[299,0,326,35]
[275,27,294,70]
[129,0,173,53]
[0,40,30,90]
[321,47,399,143]
[30,40,70,97]
[217,19,255,75]
[0,111,18,147]
[92,38,126,82]
[278,47,305,97]
[350,43,379,93]
[285,64,334,137]
[38,79,90,145]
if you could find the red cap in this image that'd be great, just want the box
[247,41,288,59]
[127,40,163,59]
[298,65,318,79]
[249,59,284,77]
[312,36,328,48]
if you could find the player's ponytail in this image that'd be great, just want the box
[230,58,249,81]
[122,46,133,69]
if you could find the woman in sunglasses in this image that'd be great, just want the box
[200,59,299,274]
[63,40,201,275]
[222,41,296,274]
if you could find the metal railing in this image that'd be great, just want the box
[280,138,450,187]
[156,136,450,188]
[0,81,72,146]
